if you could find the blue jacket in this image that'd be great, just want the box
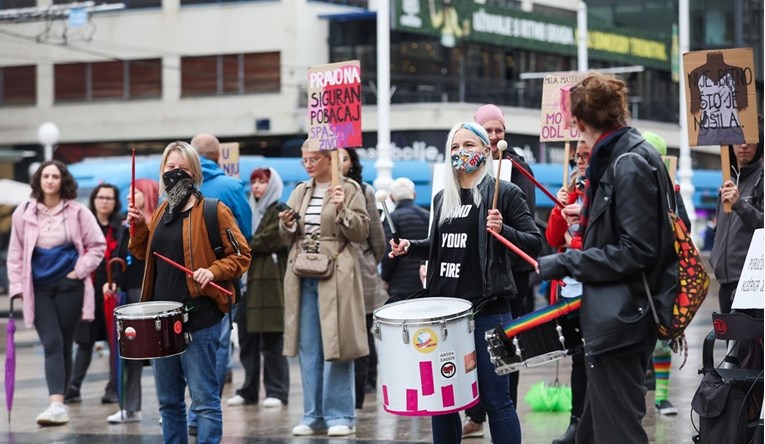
[199,156,252,241]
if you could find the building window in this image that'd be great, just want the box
[1,65,36,106]
[0,0,35,9]
[52,0,159,9]
[181,52,280,97]
[54,59,162,102]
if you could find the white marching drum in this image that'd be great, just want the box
[373,298,478,416]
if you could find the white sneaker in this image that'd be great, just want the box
[107,410,142,423]
[262,397,284,408]
[227,395,246,406]
[36,402,69,426]
[327,425,356,436]
[292,424,326,435]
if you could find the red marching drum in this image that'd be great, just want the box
[114,301,190,360]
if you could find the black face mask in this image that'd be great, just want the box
[162,169,197,224]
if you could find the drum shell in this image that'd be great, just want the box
[373,298,479,416]
[115,302,188,360]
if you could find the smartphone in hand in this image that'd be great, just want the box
[276,202,300,220]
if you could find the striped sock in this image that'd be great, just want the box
[653,343,672,402]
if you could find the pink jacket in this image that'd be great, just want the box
[7,199,106,328]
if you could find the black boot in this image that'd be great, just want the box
[552,415,579,444]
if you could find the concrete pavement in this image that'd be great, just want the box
[0,278,731,443]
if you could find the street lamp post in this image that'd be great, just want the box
[37,122,59,161]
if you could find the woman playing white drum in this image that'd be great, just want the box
[389,121,541,444]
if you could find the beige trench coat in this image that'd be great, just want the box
[279,178,370,361]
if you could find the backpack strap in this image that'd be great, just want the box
[203,198,224,260]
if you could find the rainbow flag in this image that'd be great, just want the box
[503,297,581,338]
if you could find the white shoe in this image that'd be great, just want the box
[327,425,356,436]
[292,424,326,435]
[227,395,246,406]
[36,402,69,426]
[262,397,284,408]
[107,410,142,423]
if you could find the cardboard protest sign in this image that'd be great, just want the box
[732,228,764,310]
[539,73,586,142]
[683,48,758,146]
[219,142,240,178]
[306,60,362,151]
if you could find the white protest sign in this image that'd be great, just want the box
[732,228,764,310]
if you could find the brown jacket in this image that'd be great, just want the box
[279,178,370,361]
[129,197,251,313]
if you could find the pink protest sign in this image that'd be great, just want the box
[539,73,586,142]
[307,60,362,151]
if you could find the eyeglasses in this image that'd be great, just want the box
[95,196,116,201]
[573,153,590,162]
[301,157,325,166]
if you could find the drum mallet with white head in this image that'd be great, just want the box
[375,190,400,245]
[492,140,508,209]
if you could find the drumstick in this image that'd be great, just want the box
[492,140,508,210]
[153,252,233,296]
[130,148,136,236]
[508,158,565,209]
[375,190,400,244]
[488,229,537,268]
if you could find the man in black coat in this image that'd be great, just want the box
[380,178,430,301]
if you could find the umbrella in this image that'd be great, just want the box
[0,179,31,207]
[105,258,127,415]
[524,361,572,412]
[5,297,16,425]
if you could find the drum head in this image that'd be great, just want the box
[115,301,184,319]
[374,297,472,323]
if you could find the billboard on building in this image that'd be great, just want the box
[683,48,759,146]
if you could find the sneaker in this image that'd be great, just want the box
[64,386,81,404]
[227,395,246,406]
[462,418,485,438]
[292,424,326,436]
[327,425,356,436]
[36,402,69,426]
[262,397,284,408]
[656,400,678,416]
[107,410,142,423]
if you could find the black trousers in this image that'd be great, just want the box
[235,312,290,403]
[718,281,737,314]
[576,338,655,444]
[34,276,84,396]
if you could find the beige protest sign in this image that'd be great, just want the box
[219,142,240,178]
[306,60,362,152]
[539,73,586,142]
[683,48,758,147]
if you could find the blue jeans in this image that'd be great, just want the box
[432,312,521,444]
[188,307,234,427]
[153,321,223,444]
[297,278,355,429]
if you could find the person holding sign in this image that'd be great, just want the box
[389,122,541,444]
[536,73,678,444]
[278,142,370,437]
[710,131,763,314]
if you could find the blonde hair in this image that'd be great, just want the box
[159,141,203,195]
[439,122,493,226]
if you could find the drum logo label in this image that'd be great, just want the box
[440,351,457,378]
[413,328,438,353]
[174,320,182,334]
[125,327,137,340]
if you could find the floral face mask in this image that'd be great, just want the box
[451,149,486,173]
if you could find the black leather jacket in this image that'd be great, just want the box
[539,128,678,359]
[408,175,542,314]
